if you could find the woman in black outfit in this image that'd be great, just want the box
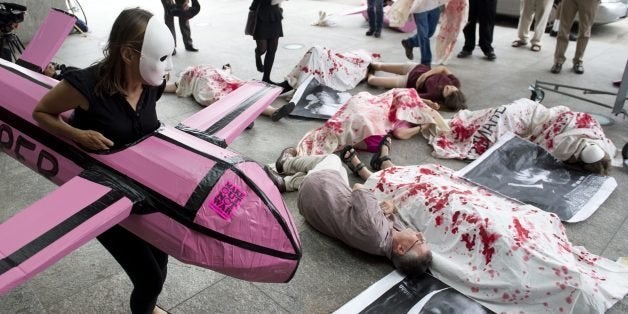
[250,0,285,86]
[33,8,174,314]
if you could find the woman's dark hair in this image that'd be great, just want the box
[442,89,467,111]
[94,8,152,97]
[391,249,432,276]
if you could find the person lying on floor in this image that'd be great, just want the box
[427,98,616,174]
[263,138,431,276]
[276,46,381,93]
[297,88,448,156]
[359,156,628,313]
[366,63,466,111]
[164,64,294,121]
[271,135,628,313]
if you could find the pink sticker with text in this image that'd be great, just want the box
[207,181,247,220]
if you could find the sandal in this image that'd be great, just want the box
[340,145,366,176]
[530,44,541,52]
[370,135,392,171]
[511,40,527,47]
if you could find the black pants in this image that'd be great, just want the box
[97,225,168,314]
[462,0,497,54]
[162,0,194,48]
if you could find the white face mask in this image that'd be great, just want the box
[139,17,174,86]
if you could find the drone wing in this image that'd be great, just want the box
[0,175,134,295]
[16,8,76,73]
[175,81,281,147]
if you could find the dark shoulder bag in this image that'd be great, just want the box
[245,5,258,36]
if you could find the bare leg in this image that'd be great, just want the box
[353,141,368,151]
[372,62,414,75]
[262,106,276,117]
[164,82,177,93]
[367,75,404,89]
[392,125,423,140]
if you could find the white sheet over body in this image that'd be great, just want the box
[364,164,628,313]
[176,65,245,106]
[284,46,379,91]
[428,98,616,162]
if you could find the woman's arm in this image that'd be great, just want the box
[415,66,450,88]
[33,81,114,150]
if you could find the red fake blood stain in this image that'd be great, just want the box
[566,296,573,304]
[435,215,443,226]
[420,168,435,175]
[471,287,479,293]
[513,218,529,243]
[575,113,594,128]
[461,233,476,251]
[479,222,500,265]
[451,119,475,140]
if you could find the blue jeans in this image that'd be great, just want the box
[367,0,384,32]
[406,7,441,65]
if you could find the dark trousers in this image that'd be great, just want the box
[97,225,168,314]
[367,0,384,32]
[162,0,194,48]
[462,0,497,54]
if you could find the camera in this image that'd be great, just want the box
[0,2,27,34]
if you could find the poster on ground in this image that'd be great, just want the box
[288,75,351,120]
[456,133,617,222]
[335,271,492,314]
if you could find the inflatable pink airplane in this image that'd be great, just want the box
[0,9,301,296]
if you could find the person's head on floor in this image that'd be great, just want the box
[441,85,466,111]
[96,7,174,97]
[567,142,611,175]
[391,228,432,276]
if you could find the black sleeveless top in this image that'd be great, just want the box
[63,65,165,150]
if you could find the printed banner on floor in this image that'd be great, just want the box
[456,133,617,222]
[335,271,492,314]
[288,75,351,120]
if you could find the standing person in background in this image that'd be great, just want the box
[366,0,384,38]
[549,0,578,41]
[250,0,291,89]
[161,0,199,55]
[456,0,497,60]
[511,0,554,52]
[401,6,441,64]
[550,0,598,74]
[33,8,174,314]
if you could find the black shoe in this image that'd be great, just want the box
[263,165,286,193]
[573,62,584,74]
[569,33,577,41]
[457,50,472,58]
[373,31,381,38]
[172,48,176,56]
[549,30,557,37]
[484,51,497,60]
[271,102,295,121]
[185,46,199,52]
[550,63,562,74]
[365,29,374,36]
[401,39,414,60]
[275,147,297,173]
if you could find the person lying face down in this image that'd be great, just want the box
[366,63,466,111]
[265,138,432,276]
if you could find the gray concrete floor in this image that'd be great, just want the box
[1,0,627,313]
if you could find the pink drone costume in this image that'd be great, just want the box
[0,10,301,295]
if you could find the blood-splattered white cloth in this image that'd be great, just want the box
[428,98,616,162]
[364,164,628,313]
[175,65,245,106]
[434,0,468,65]
[296,88,449,156]
[284,46,380,92]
